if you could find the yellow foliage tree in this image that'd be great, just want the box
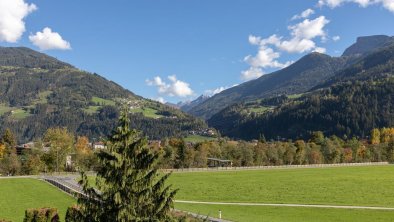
[380,128,394,143]
[75,136,90,155]
[43,127,74,172]
[0,143,5,159]
[371,128,381,144]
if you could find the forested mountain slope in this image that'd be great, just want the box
[188,52,348,119]
[208,38,394,140]
[0,47,206,142]
[188,35,394,120]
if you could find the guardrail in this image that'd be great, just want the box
[162,162,389,172]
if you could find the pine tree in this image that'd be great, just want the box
[75,107,177,221]
[1,128,17,149]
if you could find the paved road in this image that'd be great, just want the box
[175,200,394,211]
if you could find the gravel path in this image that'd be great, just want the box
[175,200,394,210]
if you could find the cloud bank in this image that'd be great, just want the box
[318,0,394,12]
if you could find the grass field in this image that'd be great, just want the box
[248,106,271,114]
[83,105,101,114]
[0,178,75,221]
[175,203,394,222]
[183,135,217,143]
[3,166,394,221]
[130,107,163,118]
[287,93,304,99]
[168,165,394,221]
[11,108,31,119]
[34,90,52,104]
[169,166,394,206]
[91,96,116,106]
[0,104,12,115]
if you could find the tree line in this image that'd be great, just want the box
[2,126,394,176]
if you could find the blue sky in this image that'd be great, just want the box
[1,0,394,103]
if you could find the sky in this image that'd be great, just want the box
[0,0,394,103]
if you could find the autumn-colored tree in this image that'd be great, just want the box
[380,128,392,143]
[343,148,353,163]
[43,128,74,172]
[310,131,325,145]
[307,143,323,164]
[294,140,306,165]
[356,145,370,162]
[74,136,95,171]
[0,143,5,159]
[385,135,394,162]
[1,128,16,148]
[22,149,44,175]
[193,143,210,167]
[75,137,90,154]
[0,153,21,175]
[371,128,381,144]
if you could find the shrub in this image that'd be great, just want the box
[23,208,59,222]
[65,206,82,222]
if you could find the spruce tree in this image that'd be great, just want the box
[76,107,177,221]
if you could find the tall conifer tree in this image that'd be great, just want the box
[75,107,177,221]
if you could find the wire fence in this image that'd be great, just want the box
[162,162,389,173]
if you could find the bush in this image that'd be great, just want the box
[23,208,59,222]
[23,209,35,222]
[65,206,83,222]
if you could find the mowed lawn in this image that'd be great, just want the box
[169,165,394,207]
[175,203,394,222]
[168,165,394,222]
[5,166,393,221]
[0,178,75,221]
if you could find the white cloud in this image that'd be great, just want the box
[313,47,327,53]
[318,0,394,12]
[29,27,71,50]
[291,8,315,20]
[278,38,317,53]
[241,16,329,81]
[155,97,166,104]
[241,67,265,81]
[288,16,329,40]
[244,46,286,69]
[204,85,234,96]
[332,35,341,41]
[0,0,37,43]
[204,86,227,96]
[146,75,193,97]
[381,0,394,12]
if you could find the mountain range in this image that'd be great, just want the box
[1,34,392,142]
[187,35,394,120]
[204,35,394,140]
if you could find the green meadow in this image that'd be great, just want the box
[183,135,217,143]
[169,166,394,207]
[2,166,394,221]
[169,165,394,221]
[0,178,75,221]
